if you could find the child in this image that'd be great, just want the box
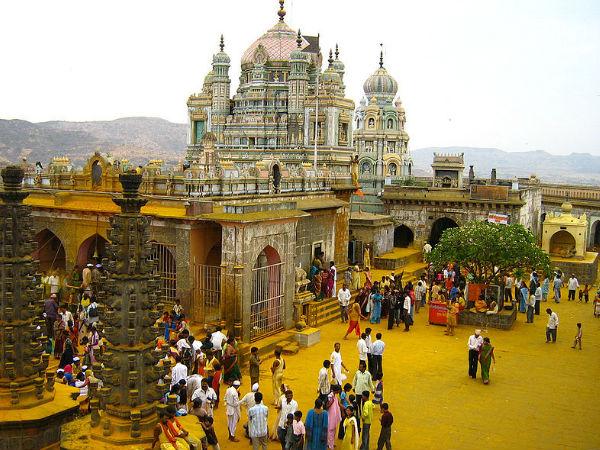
[349,394,360,434]
[373,373,384,409]
[579,284,590,303]
[211,363,222,409]
[283,413,295,449]
[200,416,220,450]
[338,383,352,440]
[290,410,305,450]
[571,323,583,350]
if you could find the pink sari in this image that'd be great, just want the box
[327,392,342,449]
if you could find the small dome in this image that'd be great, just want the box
[363,67,398,100]
[561,201,573,214]
[290,29,310,62]
[332,44,345,73]
[213,35,230,64]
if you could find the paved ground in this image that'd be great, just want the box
[215,286,600,450]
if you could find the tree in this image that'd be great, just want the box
[426,221,550,284]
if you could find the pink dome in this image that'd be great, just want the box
[241,21,308,66]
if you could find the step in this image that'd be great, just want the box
[374,247,423,270]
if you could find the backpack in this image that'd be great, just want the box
[88,305,99,318]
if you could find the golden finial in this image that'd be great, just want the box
[328,49,334,66]
[335,44,339,60]
[278,0,286,21]
[379,43,384,68]
[219,34,224,52]
[296,29,302,48]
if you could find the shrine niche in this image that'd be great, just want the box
[83,153,111,190]
[543,201,588,259]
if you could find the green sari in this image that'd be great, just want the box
[479,343,494,383]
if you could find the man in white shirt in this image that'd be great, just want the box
[191,378,217,417]
[211,326,227,358]
[526,292,536,323]
[59,306,74,330]
[364,328,374,373]
[567,274,579,301]
[546,308,559,343]
[240,383,260,438]
[352,360,374,413]
[48,271,60,295]
[423,242,432,261]
[330,342,349,385]
[276,389,298,446]
[317,360,331,400]
[248,392,269,450]
[371,333,385,376]
[225,380,241,442]
[504,274,514,303]
[337,283,351,323]
[467,329,483,378]
[357,333,368,368]
[170,356,188,387]
[403,294,412,332]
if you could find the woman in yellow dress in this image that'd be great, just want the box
[341,405,359,450]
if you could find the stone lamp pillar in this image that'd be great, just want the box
[0,166,79,449]
[90,171,169,445]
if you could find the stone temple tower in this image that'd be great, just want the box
[91,172,169,445]
[0,166,78,448]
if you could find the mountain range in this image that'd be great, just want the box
[0,117,598,185]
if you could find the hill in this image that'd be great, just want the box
[1,118,599,185]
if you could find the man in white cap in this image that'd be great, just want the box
[467,329,483,379]
[225,379,241,442]
[240,383,260,439]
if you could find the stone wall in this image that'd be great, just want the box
[295,210,336,272]
[516,186,542,238]
[551,254,599,284]
[350,223,393,257]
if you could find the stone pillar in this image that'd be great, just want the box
[90,172,169,445]
[0,166,79,449]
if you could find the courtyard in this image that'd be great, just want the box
[203,286,600,450]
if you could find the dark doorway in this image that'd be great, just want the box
[429,217,458,247]
[273,164,281,193]
[592,221,600,248]
[33,229,66,272]
[394,225,414,248]
[91,160,102,186]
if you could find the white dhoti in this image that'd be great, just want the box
[227,411,240,436]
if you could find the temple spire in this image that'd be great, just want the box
[219,34,224,52]
[335,44,339,60]
[328,49,334,66]
[296,29,302,48]
[278,0,286,21]
[379,43,384,68]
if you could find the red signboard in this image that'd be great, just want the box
[429,301,448,325]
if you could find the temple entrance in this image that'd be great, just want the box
[193,243,222,323]
[150,242,177,306]
[550,230,576,256]
[394,225,414,248]
[77,234,108,267]
[251,246,284,341]
[430,217,458,247]
[272,164,281,193]
[33,229,66,273]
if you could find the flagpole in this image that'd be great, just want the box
[313,70,319,170]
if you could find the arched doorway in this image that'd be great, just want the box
[549,230,576,256]
[430,217,458,247]
[91,160,102,187]
[394,225,414,248]
[251,245,283,341]
[33,229,66,273]
[150,242,177,306]
[77,233,108,267]
[196,244,222,322]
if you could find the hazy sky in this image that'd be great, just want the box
[1,0,599,155]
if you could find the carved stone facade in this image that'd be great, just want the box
[0,166,78,449]
[90,173,169,445]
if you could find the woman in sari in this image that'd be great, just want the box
[479,337,496,384]
[53,316,66,359]
[351,264,361,291]
[326,384,343,449]
[59,336,75,369]
[313,271,323,299]
[369,289,382,324]
[321,269,331,298]
[222,337,241,383]
[306,398,329,450]
[364,267,373,290]
[341,405,359,450]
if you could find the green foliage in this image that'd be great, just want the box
[426,221,550,284]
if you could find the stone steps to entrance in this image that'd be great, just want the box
[374,247,423,270]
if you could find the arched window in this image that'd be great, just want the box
[361,162,372,174]
[388,163,397,176]
[368,118,375,128]
[387,118,394,129]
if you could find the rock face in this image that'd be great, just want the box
[91,171,169,444]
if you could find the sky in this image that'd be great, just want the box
[1,0,599,155]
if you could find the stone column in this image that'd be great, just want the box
[90,172,169,445]
[0,166,79,448]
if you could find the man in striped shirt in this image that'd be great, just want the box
[248,392,269,450]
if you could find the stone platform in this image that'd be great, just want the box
[290,327,321,347]
[374,247,423,270]
[550,252,598,284]
[458,307,517,330]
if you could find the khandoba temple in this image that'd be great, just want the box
[1,1,599,449]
